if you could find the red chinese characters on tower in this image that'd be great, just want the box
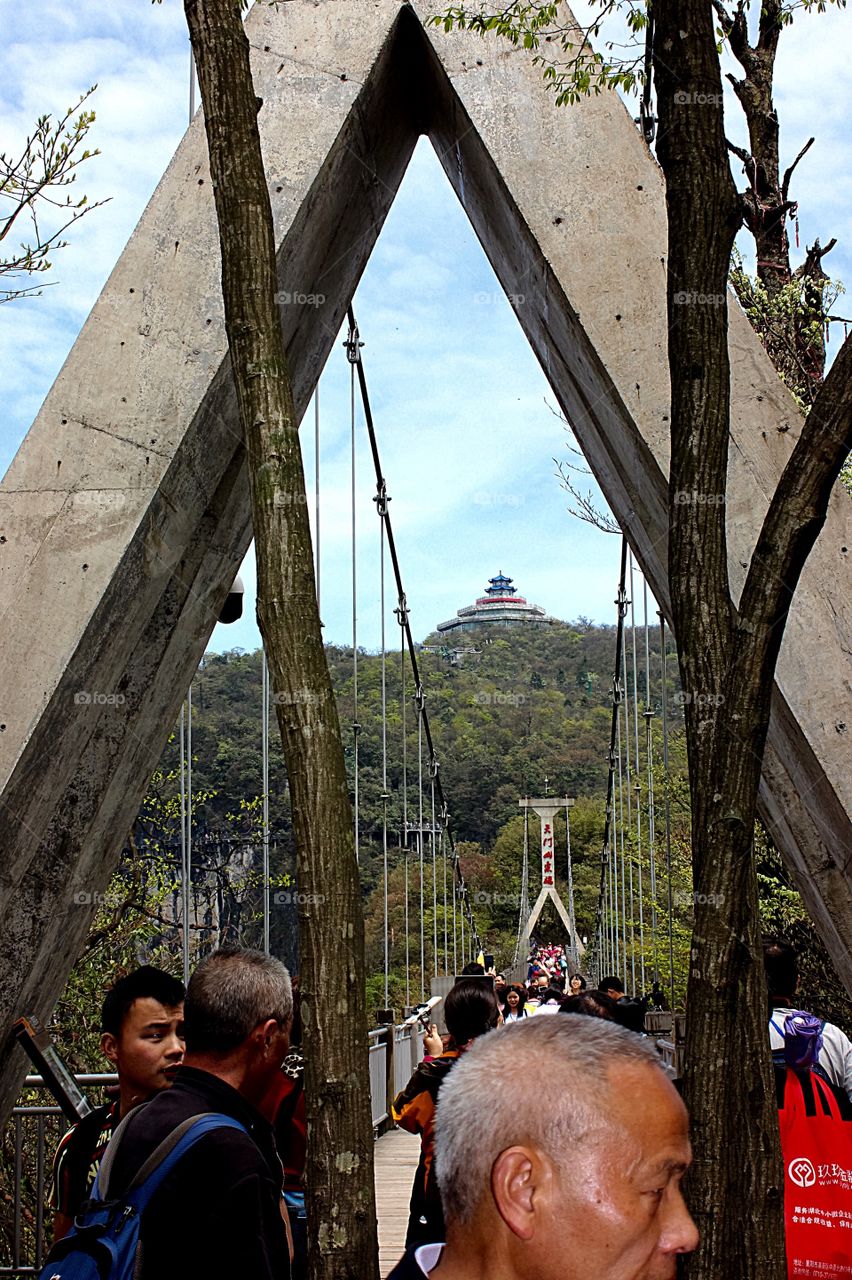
[542,823,555,886]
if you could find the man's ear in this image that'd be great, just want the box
[491,1145,548,1241]
[258,1018,286,1055]
[101,1032,119,1068]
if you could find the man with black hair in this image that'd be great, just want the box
[101,948,293,1280]
[51,965,185,1240]
[764,938,852,1100]
[393,981,500,1247]
[598,975,626,1002]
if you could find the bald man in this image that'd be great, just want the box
[388,1017,697,1280]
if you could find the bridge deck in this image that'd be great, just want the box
[375,1128,421,1277]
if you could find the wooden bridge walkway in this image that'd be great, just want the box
[375,1127,421,1277]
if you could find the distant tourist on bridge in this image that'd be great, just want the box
[598,974,626,1002]
[501,985,528,1022]
[765,938,852,1100]
[387,1017,698,1278]
[50,965,185,1241]
[392,981,500,1248]
[568,973,587,995]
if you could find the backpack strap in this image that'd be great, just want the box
[97,1113,247,1207]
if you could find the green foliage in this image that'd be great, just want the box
[430,2,649,104]
[0,88,107,302]
[730,246,845,412]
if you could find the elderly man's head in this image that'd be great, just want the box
[434,1017,696,1279]
[183,948,293,1105]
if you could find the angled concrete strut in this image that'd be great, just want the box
[0,1,849,1119]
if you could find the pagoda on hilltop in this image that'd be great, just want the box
[437,572,558,633]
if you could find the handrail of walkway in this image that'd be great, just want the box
[0,1024,423,1278]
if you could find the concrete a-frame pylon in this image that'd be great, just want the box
[0,1,849,1115]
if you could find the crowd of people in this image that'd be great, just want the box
[40,936,852,1280]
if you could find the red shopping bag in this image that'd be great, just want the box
[777,1065,852,1278]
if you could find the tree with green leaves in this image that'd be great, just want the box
[0,88,106,302]
[433,3,851,1275]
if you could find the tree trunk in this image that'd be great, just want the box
[656,1,852,1274]
[654,0,786,1274]
[183,3,379,1277]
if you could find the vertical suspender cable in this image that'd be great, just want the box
[629,552,645,991]
[660,613,676,1009]
[460,872,466,967]
[180,702,189,986]
[417,686,425,1000]
[346,324,361,863]
[431,764,438,984]
[441,809,449,974]
[565,806,577,968]
[378,495,389,1007]
[262,651,270,955]
[452,852,458,977]
[616,634,629,993]
[644,579,659,985]
[616,711,629,988]
[399,611,410,1008]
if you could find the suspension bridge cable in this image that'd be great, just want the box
[591,539,628,982]
[180,701,189,986]
[441,809,448,975]
[659,612,676,1009]
[345,324,361,864]
[644,577,659,985]
[398,607,410,1008]
[377,492,390,1007]
[629,552,645,990]
[616,624,629,993]
[345,306,482,955]
[431,762,438,980]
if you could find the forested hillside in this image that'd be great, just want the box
[49,615,852,1044]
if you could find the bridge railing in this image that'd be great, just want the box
[1,1026,425,1278]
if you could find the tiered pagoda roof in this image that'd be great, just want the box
[437,572,558,633]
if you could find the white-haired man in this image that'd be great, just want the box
[388,1016,698,1279]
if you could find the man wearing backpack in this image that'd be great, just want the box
[764,939,852,1100]
[45,948,293,1280]
[51,965,186,1240]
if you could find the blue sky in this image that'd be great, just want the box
[2,1,849,653]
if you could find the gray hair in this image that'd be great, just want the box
[434,1015,667,1225]
[184,948,293,1054]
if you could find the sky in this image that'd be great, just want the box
[1,0,850,653]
